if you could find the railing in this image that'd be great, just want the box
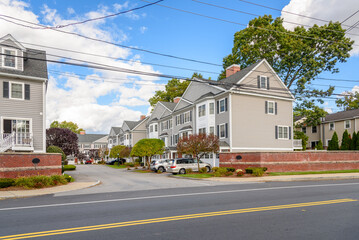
[0,133,14,152]
[293,139,303,150]
[13,133,33,147]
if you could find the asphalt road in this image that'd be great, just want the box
[1,178,359,240]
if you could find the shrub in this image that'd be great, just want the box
[15,176,53,189]
[316,140,324,150]
[224,171,233,176]
[63,174,74,182]
[226,167,236,172]
[246,167,267,174]
[252,168,264,177]
[98,160,106,165]
[125,163,135,167]
[135,166,138,169]
[328,131,339,150]
[213,167,228,177]
[50,175,68,185]
[46,145,66,161]
[63,165,76,171]
[0,178,15,188]
[199,167,208,173]
[212,167,219,172]
[127,167,131,170]
[236,169,244,177]
[341,130,351,150]
[186,168,193,174]
[157,169,163,174]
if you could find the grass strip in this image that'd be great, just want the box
[179,173,214,178]
[107,164,127,169]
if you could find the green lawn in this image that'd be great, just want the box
[134,169,152,173]
[179,173,214,178]
[107,164,127,169]
[269,169,359,176]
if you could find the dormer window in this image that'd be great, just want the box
[260,76,267,88]
[257,75,269,89]
[2,48,17,69]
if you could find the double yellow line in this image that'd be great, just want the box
[1,198,356,240]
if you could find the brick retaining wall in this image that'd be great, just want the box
[219,152,359,172]
[0,153,62,178]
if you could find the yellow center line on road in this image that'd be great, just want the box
[1,198,356,240]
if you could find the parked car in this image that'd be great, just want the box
[85,159,92,164]
[106,158,126,165]
[167,158,211,174]
[150,159,171,172]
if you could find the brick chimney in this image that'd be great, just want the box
[140,115,146,120]
[80,130,86,135]
[226,64,241,78]
[173,97,181,104]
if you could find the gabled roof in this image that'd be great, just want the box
[324,109,359,122]
[111,127,122,135]
[179,125,192,131]
[77,134,108,143]
[195,92,215,102]
[159,101,177,111]
[0,34,26,50]
[219,60,262,85]
[123,120,140,130]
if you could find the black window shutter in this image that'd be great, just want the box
[225,98,228,112]
[275,126,278,139]
[265,101,268,114]
[190,111,192,121]
[289,127,292,139]
[267,77,270,90]
[275,102,278,115]
[25,84,30,100]
[217,125,219,137]
[257,76,260,88]
[217,101,219,114]
[175,116,178,126]
[225,123,228,138]
[3,82,9,98]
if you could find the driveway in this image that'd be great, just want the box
[56,164,239,196]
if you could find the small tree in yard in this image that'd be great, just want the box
[328,131,339,150]
[316,140,323,150]
[341,130,351,150]
[46,128,79,156]
[351,132,357,150]
[130,139,165,169]
[110,145,126,159]
[177,134,219,171]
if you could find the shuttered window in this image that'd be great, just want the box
[24,84,30,100]
[3,81,9,98]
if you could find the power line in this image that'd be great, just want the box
[141,0,357,47]
[0,15,222,67]
[238,0,359,31]
[192,0,359,37]
[341,9,359,24]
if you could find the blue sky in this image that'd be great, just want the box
[1,0,358,133]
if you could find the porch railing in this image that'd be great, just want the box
[0,133,33,152]
[0,133,14,152]
[293,139,303,150]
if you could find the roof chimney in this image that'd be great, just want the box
[140,115,146,120]
[80,130,86,135]
[226,64,241,78]
[173,97,181,104]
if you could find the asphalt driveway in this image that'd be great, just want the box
[56,164,238,196]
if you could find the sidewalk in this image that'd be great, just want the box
[207,173,359,183]
[0,181,100,200]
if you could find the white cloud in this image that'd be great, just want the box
[140,26,147,34]
[0,0,162,133]
[67,7,75,15]
[281,0,359,55]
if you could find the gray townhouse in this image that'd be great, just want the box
[296,109,359,149]
[146,59,295,166]
[107,126,123,151]
[77,133,108,157]
[0,34,47,153]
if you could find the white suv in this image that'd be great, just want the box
[150,159,171,172]
[167,158,211,174]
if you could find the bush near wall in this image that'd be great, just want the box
[0,175,74,189]
[46,146,66,161]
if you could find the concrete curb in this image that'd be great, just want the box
[0,180,101,200]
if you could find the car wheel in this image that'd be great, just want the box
[158,166,165,172]
[206,166,211,173]
[179,168,186,175]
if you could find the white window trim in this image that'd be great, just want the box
[260,75,268,89]
[2,47,18,69]
[0,116,32,135]
[344,120,351,129]
[9,81,24,100]
[277,125,289,140]
[184,111,191,123]
[209,102,215,115]
[198,104,206,118]
[219,123,226,139]
[329,122,335,131]
[311,126,317,134]
[209,126,215,135]
[326,139,331,147]
[219,98,226,113]
[267,101,275,115]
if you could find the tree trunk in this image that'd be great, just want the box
[197,157,200,172]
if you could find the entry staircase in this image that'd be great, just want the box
[0,133,14,152]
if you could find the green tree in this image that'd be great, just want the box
[340,130,351,150]
[148,73,209,108]
[294,102,327,127]
[328,131,339,150]
[130,139,165,169]
[177,134,219,171]
[336,91,359,111]
[46,145,66,161]
[356,131,359,150]
[50,121,85,134]
[221,15,353,126]
[294,130,309,151]
[109,145,126,159]
[316,140,324,150]
[351,132,357,150]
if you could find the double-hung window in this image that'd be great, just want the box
[329,122,335,131]
[220,124,226,139]
[10,82,24,100]
[219,99,225,113]
[267,101,274,114]
[278,126,289,139]
[198,105,206,117]
[345,120,351,129]
[198,128,206,134]
[312,126,317,133]
[209,103,214,114]
[260,76,267,89]
[184,111,191,123]
[3,48,16,68]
